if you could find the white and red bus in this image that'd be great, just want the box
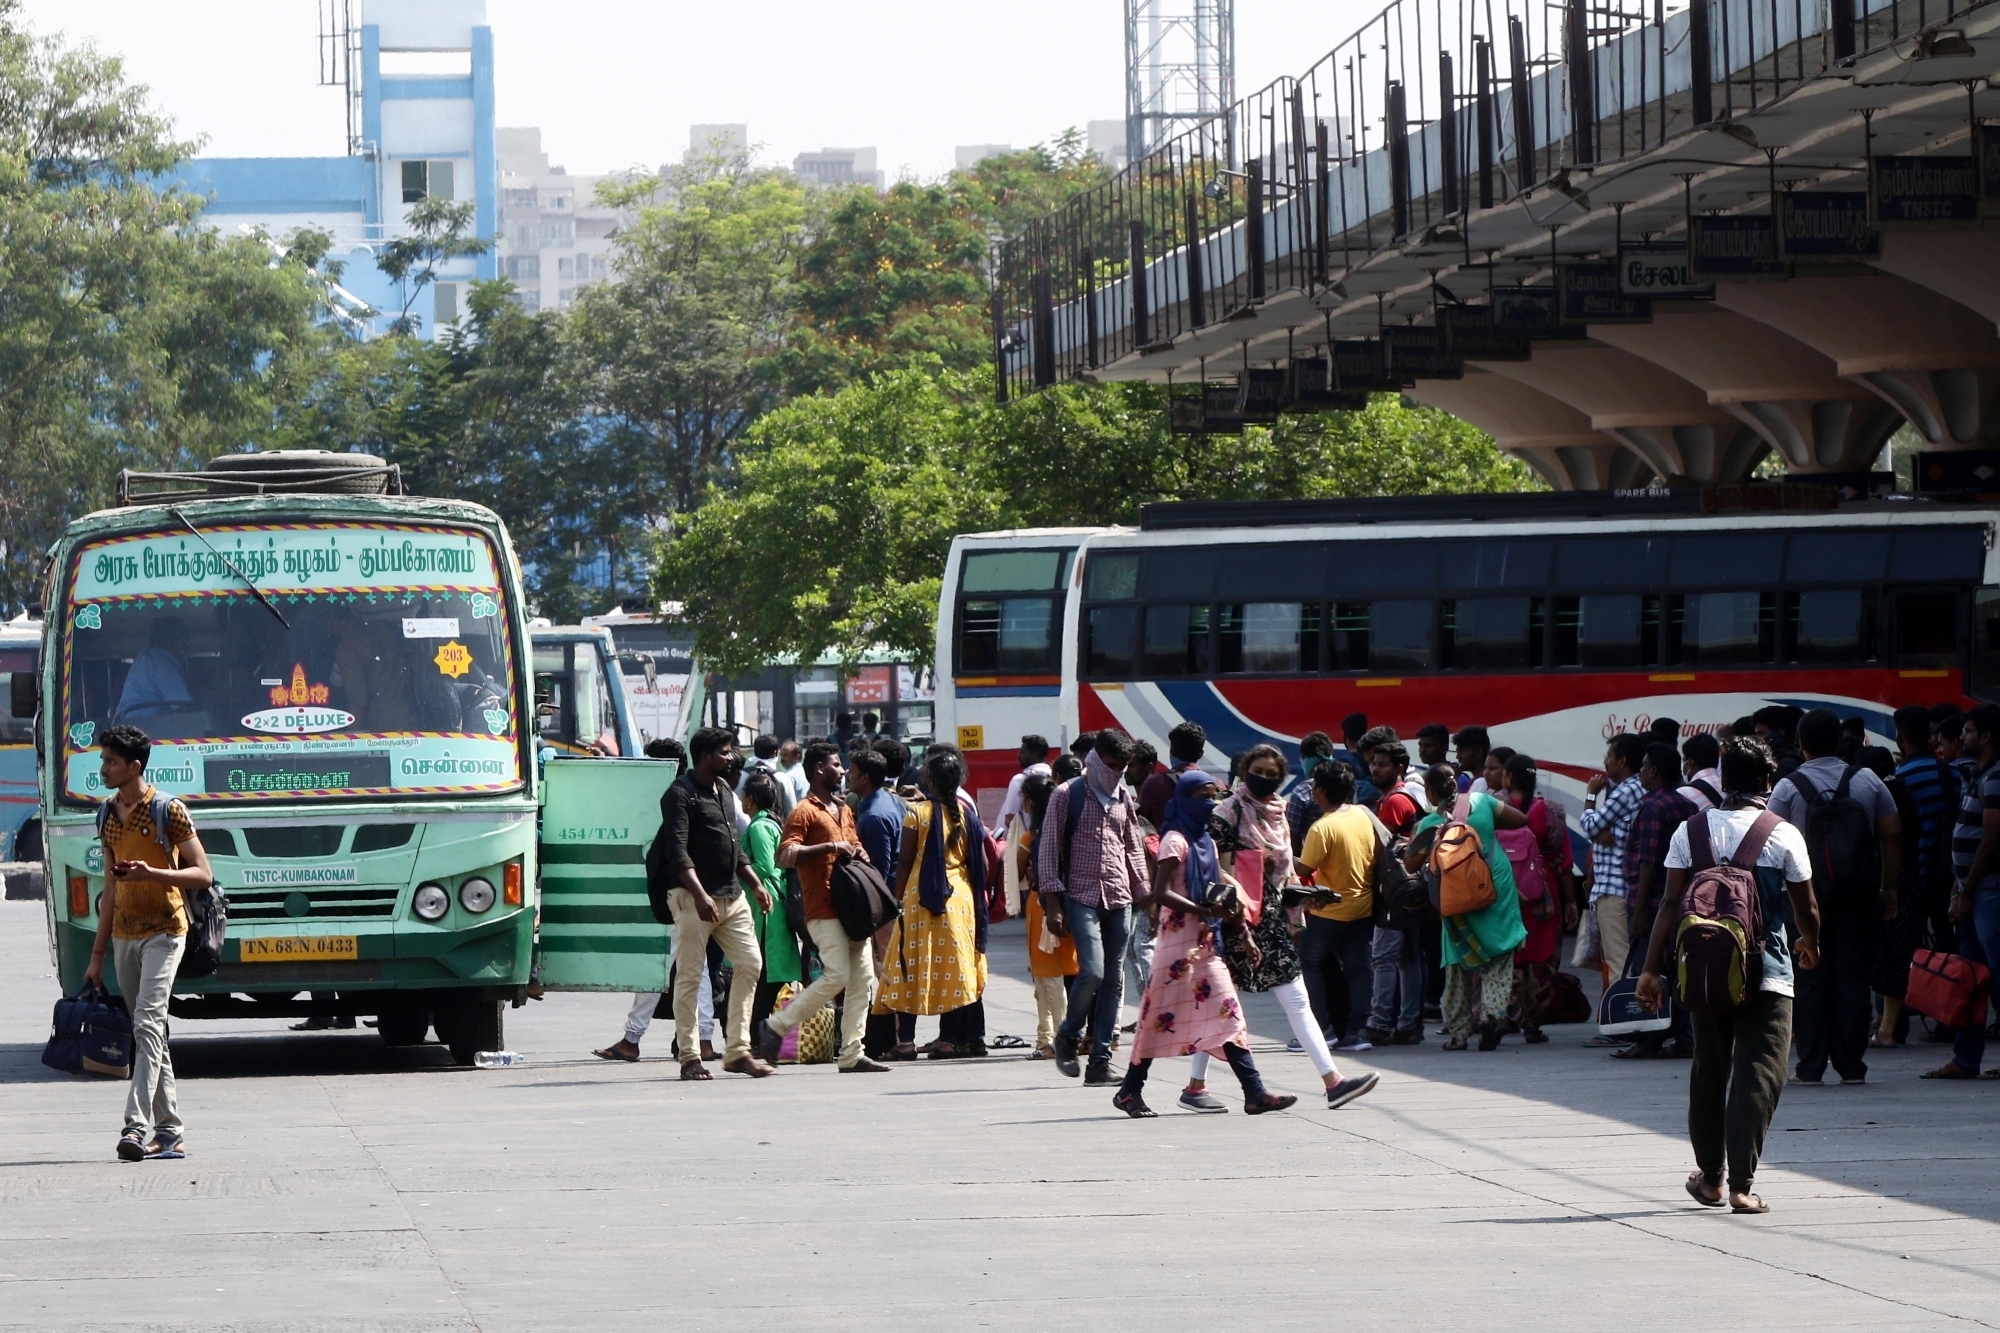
[934,493,2000,826]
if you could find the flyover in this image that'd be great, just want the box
[994,0,2000,489]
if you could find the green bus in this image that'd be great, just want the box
[23,452,677,1062]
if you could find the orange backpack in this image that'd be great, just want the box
[1427,794,1498,918]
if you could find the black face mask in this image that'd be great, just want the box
[1242,771,1282,800]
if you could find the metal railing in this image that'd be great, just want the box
[995,0,1979,398]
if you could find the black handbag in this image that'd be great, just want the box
[829,853,900,941]
[43,982,133,1077]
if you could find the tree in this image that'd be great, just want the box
[374,196,488,335]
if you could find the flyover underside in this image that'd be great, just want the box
[1002,0,2000,486]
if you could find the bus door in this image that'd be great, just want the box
[535,756,677,990]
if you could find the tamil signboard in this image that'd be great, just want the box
[1689,215,1788,279]
[1870,155,1979,227]
[1382,325,1464,379]
[1559,262,1652,322]
[1983,126,2000,204]
[1618,241,1714,298]
[1287,357,1373,410]
[1329,339,1404,392]
[1437,304,1533,360]
[1779,192,1880,259]
[1491,287,1589,339]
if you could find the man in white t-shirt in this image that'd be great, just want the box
[1637,735,1822,1216]
[1676,732,1723,811]
[996,734,1052,916]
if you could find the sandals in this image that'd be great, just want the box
[115,1130,147,1162]
[1731,1194,1770,1214]
[1113,1090,1156,1118]
[1685,1173,1725,1208]
[1027,1047,1055,1061]
[592,1045,640,1062]
[1920,1061,1977,1079]
[1442,1036,1469,1051]
[679,1061,713,1081]
[989,1034,1028,1050]
[147,1137,186,1161]
[1868,1031,1901,1049]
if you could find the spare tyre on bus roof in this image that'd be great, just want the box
[118,449,404,505]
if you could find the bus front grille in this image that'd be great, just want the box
[227,886,403,920]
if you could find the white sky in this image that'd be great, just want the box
[20,1,1380,180]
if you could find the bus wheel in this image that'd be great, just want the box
[439,995,502,1066]
[377,1001,431,1047]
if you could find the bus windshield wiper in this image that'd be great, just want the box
[172,507,291,630]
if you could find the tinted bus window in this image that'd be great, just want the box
[1086,552,1139,600]
[1891,528,1984,584]
[1331,543,1438,594]
[1443,597,1533,669]
[1974,590,2000,698]
[1369,600,1433,672]
[1785,590,1877,663]
[1140,549,1218,600]
[1573,594,1652,668]
[0,648,33,743]
[961,549,1069,592]
[1217,545,1327,600]
[1219,603,1318,673]
[959,598,1056,672]
[1785,532,1888,584]
[1439,540,1553,590]
[1330,602,1370,670]
[1670,535,1786,589]
[1086,606,1136,677]
[1896,591,1958,668]
[1555,535,1668,588]
[1143,604,1212,675]
[1672,592,1776,665]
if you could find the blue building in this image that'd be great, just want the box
[168,0,498,338]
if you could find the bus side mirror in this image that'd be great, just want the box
[9,671,35,719]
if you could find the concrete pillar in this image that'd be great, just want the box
[1587,306,1903,472]
[1405,368,1652,489]
[1716,272,2000,446]
[1473,344,1766,484]
[1871,230,2000,338]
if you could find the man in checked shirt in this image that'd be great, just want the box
[1037,729,1151,1086]
[1582,732,1649,1000]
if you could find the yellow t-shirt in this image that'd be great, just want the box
[102,786,196,939]
[1299,805,1377,921]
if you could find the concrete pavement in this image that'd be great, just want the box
[1,898,1995,1330]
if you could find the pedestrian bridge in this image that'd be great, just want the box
[994,0,2000,490]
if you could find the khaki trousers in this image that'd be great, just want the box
[669,890,761,1063]
[770,918,875,1068]
[1033,975,1067,1051]
[113,933,184,1141]
[1595,896,1632,986]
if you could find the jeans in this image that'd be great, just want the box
[1792,917,1873,1082]
[1690,989,1792,1194]
[1057,900,1132,1065]
[1368,924,1425,1033]
[771,918,875,1068]
[1951,885,2000,1074]
[113,932,184,1141]
[1299,915,1374,1042]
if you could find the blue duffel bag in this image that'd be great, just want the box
[43,983,133,1078]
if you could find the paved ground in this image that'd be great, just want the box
[2,897,1996,1331]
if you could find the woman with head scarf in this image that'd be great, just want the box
[1181,745,1377,1111]
[878,746,990,1059]
[1111,770,1298,1117]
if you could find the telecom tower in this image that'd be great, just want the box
[1124,0,1235,166]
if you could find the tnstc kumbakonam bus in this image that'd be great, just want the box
[934,492,2000,825]
[25,452,678,1062]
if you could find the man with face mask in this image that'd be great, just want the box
[1286,731,1337,854]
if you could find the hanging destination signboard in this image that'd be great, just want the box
[1382,326,1464,379]
[1689,215,1789,279]
[1437,304,1533,360]
[1618,241,1714,298]
[1329,339,1404,392]
[1779,192,1880,258]
[1559,262,1652,322]
[1870,155,1979,227]
[1490,287,1589,339]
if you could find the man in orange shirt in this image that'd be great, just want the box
[757,742,891,1073]
[80,725,214,1162]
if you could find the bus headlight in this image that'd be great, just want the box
[413,882,450,921]
[459,877,496,913]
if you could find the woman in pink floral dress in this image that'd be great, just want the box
[1112,770,1298,1118]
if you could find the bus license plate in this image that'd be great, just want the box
[239,935,358,963]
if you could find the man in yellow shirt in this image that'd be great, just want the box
[1295,761,1379,1052]
[81,725,214,1162]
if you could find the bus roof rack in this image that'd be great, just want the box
[1141,490,1714,529]
[118,451,405,506]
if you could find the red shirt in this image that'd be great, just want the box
[1377,790,1422,837]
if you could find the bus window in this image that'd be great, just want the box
[1973,590,2000,698]
[1219,603,1317,673]
[0,649,32,743]
[1896,591,1959,669]
[1085,606,1136,678]
[1784,590,1878,664]
[1143,605,1211,676]
[1572,594,1651,669]
[1439,540,1553,589]
[1671,592,1777,665]
[1670,535,1786,589]
[1554,535,1668,588]
[961,549,1068,593]
[1785,531,1888,584]
[1442,597,1533,669]
[959,597,1057,672]
[1329,602,1370,670]
[1369,600,1433,672]
[1139,550,1217,600]
[1086,553,1139,600]
[533,645,570,743]
[1890,528,1985,584]
[1331,543,1438,594]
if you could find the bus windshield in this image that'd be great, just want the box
[59,521,521,804]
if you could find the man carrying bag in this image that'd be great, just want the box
[80,725,216,1162]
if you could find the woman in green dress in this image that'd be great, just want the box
[740,773,804,1035]
[1405,762,1531,1051]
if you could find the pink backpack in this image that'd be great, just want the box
[1495,826,1549,902]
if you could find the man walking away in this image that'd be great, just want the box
[81,725,214,1162]
[1614,743,1697,1060]
[1294,762,1380,1051]
[660,727,774,1081]
[740,734,795,820]
[1753,705,1806,778]
[1040,729,1151,1085]
[759,743,889,1073]
[1139,721,1205,827]
[1637,736,1821,1213]
[1769,708,1900,1086]
[1582,733,1648,998]
[1922,704,2000,1080]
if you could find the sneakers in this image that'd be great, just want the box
[1054,1034,1081,1079]
[1284,1037,1304,1053]
[1082,1059,1114,1086]
[1332,1034,1373,1052]
[1243,1092,1299,1115]
[1325,1071,1380,1110]
[1178,1088,1229,1114]
[752,1019,783,1064]
[1359,1026,1394,1047]
[1113,1089,1157,1118]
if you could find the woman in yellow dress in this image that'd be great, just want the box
[877,747,991,1059]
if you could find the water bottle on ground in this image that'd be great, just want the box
[473,1050,523,1068]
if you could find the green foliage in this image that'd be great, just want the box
[375,197,488,335]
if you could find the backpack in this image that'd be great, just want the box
[1426,794,1497,918]
[1496,825,1550,903]
[830,853,900,942]
[1791,765,1881,914]
[1673,809,1776,1012]
[97,792,227,979]
[1365,808,1427,932]
[644,817,676,925]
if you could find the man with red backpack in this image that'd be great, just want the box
[1637,736,1821,1214]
